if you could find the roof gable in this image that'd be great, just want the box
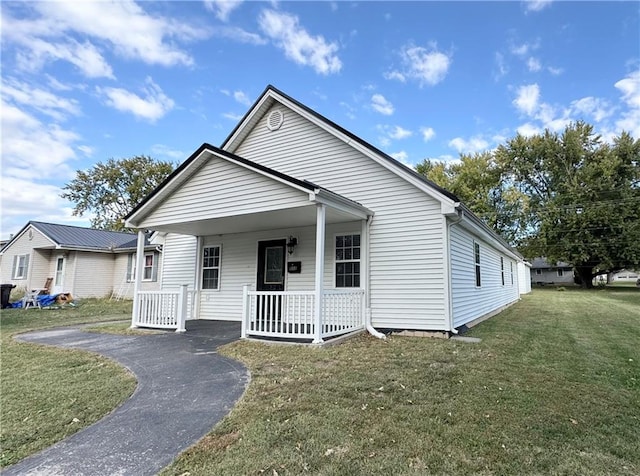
[221,85,459,207]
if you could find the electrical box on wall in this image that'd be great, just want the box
[287,261,301,274]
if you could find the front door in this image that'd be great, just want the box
[52,256,65,294]
[256,240,286,324]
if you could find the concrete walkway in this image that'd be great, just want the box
[5,321,248,476]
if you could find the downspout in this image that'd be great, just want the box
[364,214,386,339]
[446,209,464,335]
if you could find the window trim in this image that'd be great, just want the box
[500,257,505,286]
[13,254,29,280]
[142,252,155,281]
[333,232,361,288]
[557,269,564,277]
[510,261,514,286]
[473,241,481,287]
[202,244,222,291]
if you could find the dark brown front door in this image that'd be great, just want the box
[257,239,286,292]
[256,240,286,326]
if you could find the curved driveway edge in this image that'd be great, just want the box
[5,321,248,476]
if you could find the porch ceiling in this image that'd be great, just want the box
[145,203,360,236]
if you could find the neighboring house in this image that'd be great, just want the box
[0,221,162,299]
[125,85,531,342]
[610,269,640,282]
[530,257,574,285]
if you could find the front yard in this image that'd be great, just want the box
[163,287,639,475]
[1,288,638,474]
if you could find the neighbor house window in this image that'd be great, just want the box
[12,254,29,279]
[557,269,564,277]
[474,242,481,287]
[335,234,360,287]
[143,253,154,281]
[127,252,158,282]
[535,269,542,275]
[500,257,505,286]
[202,246,221,290]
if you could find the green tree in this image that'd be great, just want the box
[416,152,531,244]
[61,156,175,231]
[496,122,640,287]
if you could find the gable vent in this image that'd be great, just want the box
[266,109,284,131]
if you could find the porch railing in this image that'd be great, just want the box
[242,287,365,341]
[132,285,196,332]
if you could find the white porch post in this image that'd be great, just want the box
[130,230,146,328]
[176,284,188,333]
[241,284,250,339]
[313,203,326,344]
[194,236,203,319]
[361,218,368,328]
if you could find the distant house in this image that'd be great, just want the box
[610,269,640,282]
[124,85,531,341]
[530,257,574,285]
[0,221,162,299]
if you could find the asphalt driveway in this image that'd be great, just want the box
[5,320,248,476]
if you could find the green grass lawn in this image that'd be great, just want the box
[162,287,640,475]
[0,299,136,468]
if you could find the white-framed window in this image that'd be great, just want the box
[127,252,158,282]
[335,234,360,288]
[510,262,514,286]
[202,246,221,290]
[535,269,542,275]
[12,254,29,280]
[474,242,481,287]
[557,269,564,277]
[500,257,505,286]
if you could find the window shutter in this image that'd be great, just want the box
[11,255,17,279]
[23,255,30,278]
[151,252,159,282]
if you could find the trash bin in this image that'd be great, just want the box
[1,284,16,309]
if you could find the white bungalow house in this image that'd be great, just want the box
[0,221,162,300]
[125,85,530,342]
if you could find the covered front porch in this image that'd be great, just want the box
[125,147,375,344]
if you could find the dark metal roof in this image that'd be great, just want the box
[530,257,572,269]
[29,221,149,251]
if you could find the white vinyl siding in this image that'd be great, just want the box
[517,262,532,295]
[141,157,311,228]
[232,103,448,330]
[70,252,114,298]
[0,226,52,289]
[450,225,520,328]
[160,234,198,289]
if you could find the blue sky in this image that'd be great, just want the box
[1,0,639,240]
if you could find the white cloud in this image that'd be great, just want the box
[97,77,174,123]
[388,126,412,140]
[570,97,613,123]
[258,9,342,75]
[214,26,267,45]
[524,0,553,13]
[233,90,252,106]
[448,136,490,154]
[223,112,244,121]
[386,43,451,87]
[517,123,542,137]
[1,101,79,172]
[204,0,243,22]
[494,52,508,80]
[151,144,185,160]
[510,39,540,57]
[614,70,640,137]
[371,94,394,115]
[527,57,542,72]
[2,1,207,77]
[420,127,436,142]
[390,151,409,164]
[77,145,94,157]
[547,66,563,76]
[1,78,81,121]
[513,84,540,116]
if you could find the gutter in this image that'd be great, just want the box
[364,214,386,340]
[446,208,464,335]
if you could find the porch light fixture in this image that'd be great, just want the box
[286,236,298,255]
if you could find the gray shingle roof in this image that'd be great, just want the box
[530,257,572,269]
[30,221,149,251]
